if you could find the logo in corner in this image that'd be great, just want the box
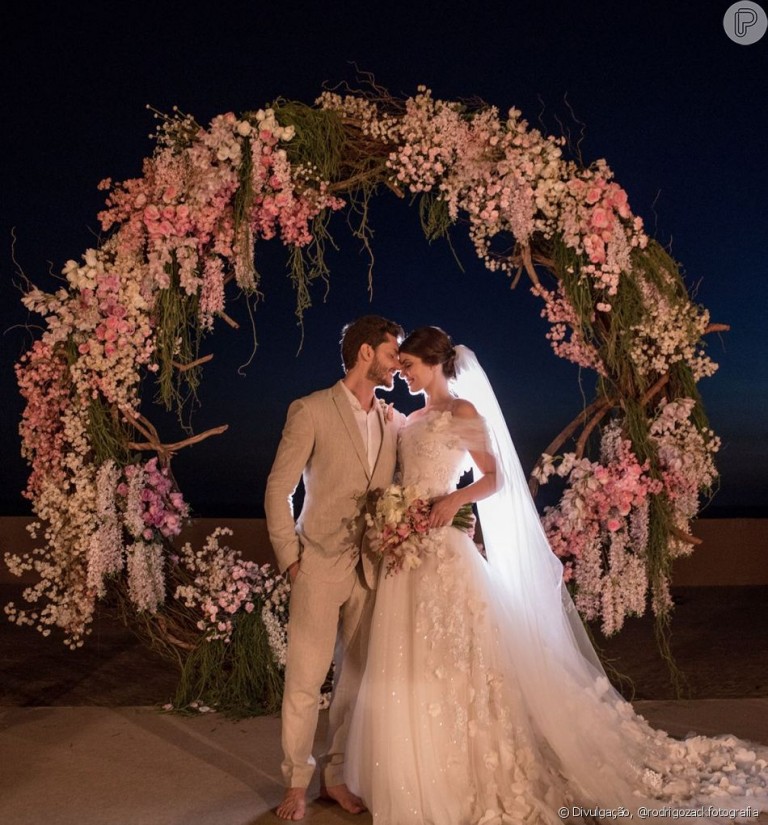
[723,1,767,44]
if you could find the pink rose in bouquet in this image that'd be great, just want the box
[365,484,433,576]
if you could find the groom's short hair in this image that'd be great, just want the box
[340,315,403,372]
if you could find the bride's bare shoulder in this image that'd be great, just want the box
[451,399,480,419]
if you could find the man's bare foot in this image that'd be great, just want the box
[276,787,307,820]
[321,783,366,814]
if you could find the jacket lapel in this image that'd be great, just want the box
[331,381,371,480]
[369,398,387,480]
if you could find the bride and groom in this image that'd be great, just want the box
[265,315,768,824]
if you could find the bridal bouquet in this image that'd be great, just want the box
[365,484,475,576]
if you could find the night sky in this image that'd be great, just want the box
[2,1,766,519]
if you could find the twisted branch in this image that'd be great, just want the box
[155,616,197,651]
[575,399,615,459]
[670,525,703,546]
[123,409,229,462]
[128,425,229,460]
[528,396,615,494]
[641,374,671,406]
[531,252,555,269]
[122,409,161,444]
[327,162,392,194]
[217,311,239,329]
[520,243,543,290]
[506,243,555,290]
[172,354,214,372]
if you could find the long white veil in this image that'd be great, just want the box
[451,345,768,820]
[453,345,605,670]
[452,345,662,804]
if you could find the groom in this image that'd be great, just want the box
[264,315,404,820]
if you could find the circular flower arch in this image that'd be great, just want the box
[7,85,724,712]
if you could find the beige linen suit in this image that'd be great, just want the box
[264,380,400,788]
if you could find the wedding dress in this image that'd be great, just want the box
[345,349,768,825]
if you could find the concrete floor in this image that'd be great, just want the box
[2,701,768,825]
[2,585,767,823]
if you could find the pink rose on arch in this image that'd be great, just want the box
[590,206,612,230]
[605,183,631,218]
[162,515,180,535]
[584,234,606,264]
[585,183,604,204]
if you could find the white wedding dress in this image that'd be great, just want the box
[346,406,768,825]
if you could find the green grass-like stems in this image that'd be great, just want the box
[172,608,284,718]
[153,259,203,423]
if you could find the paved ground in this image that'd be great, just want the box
[0,701,766,825]
[1,585,767,824]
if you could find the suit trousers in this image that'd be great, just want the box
[281,563,374,788]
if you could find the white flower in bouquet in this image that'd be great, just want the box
[365,484,433,576]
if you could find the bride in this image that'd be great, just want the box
[345,326,768,825]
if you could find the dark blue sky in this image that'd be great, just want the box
[2,1,766,517]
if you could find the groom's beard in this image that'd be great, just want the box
[367,355,394,390]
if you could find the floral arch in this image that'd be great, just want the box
[8,86,724,712]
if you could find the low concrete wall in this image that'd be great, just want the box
[1,516,766,586]
[670,518,768,586]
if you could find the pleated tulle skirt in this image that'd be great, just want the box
[346,525,768,825]
[346,527,571,824]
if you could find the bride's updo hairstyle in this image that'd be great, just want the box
[399,326,457,379]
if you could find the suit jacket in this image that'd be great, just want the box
[264,381,401,588]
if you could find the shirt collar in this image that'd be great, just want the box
[340,380,374,413]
